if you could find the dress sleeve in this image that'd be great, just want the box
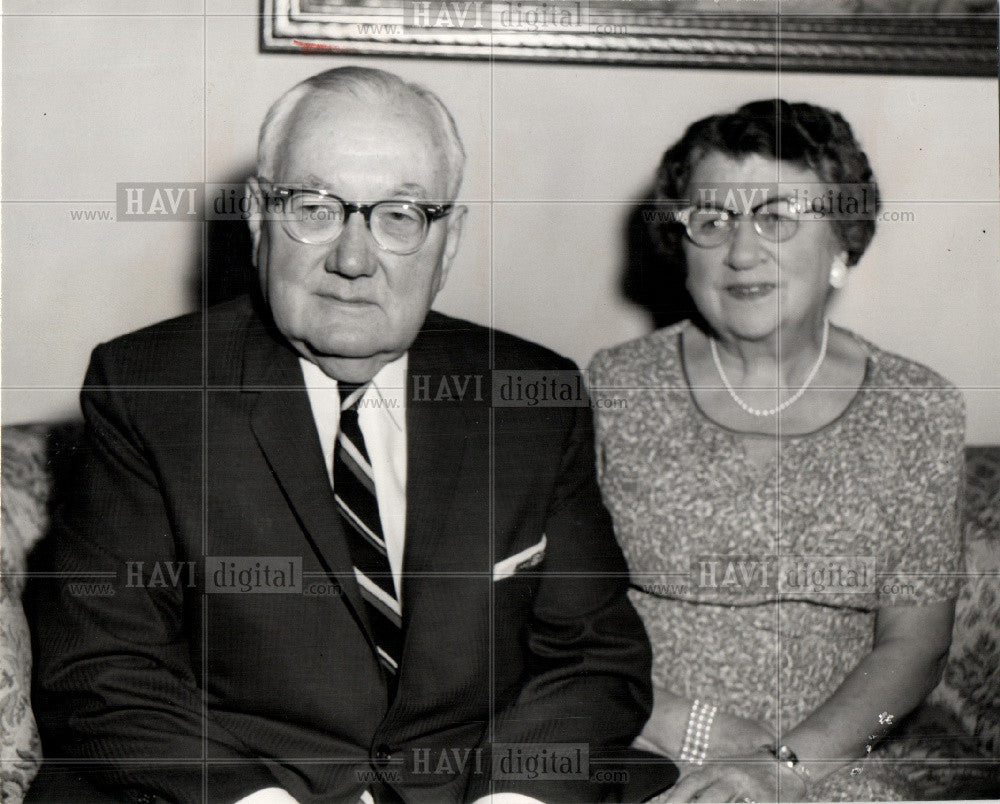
[877,384,966,605]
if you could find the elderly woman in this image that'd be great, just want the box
[589,100,964,802]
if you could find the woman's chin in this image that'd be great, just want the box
[713,316,782,343]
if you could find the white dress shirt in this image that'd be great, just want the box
[299,354,408,598]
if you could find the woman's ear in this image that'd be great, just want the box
[829,251,849,289]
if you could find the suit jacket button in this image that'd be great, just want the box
[374,744,392,766]
[123,791,159,804]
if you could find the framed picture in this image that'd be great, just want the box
[261,0,998,76]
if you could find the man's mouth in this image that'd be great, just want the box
[316,292,375,306]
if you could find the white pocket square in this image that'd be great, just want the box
[493,535,547,581]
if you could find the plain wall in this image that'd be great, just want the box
[3,1,998,441]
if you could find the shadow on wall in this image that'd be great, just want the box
[620,186,697,331]
[195,164,257,308]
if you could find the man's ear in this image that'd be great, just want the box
[436,205,467,292]
[245,177,265,268]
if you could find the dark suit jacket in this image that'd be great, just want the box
[31,296,659,803]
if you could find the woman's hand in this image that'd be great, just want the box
[705,711,776,760]
[664,753,807,803]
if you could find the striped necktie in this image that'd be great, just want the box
[334,383,403,689]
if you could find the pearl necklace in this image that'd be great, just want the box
[709,319,830,417]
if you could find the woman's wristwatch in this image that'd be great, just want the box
[768,745,811,788]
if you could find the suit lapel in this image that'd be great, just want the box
[240,313,372,641]
[400,315,478,611]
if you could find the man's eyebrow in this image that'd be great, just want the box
[391,183,431,198]
[290,176,432,199]
[299,174,333,190]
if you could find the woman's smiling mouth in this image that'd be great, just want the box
[724,282,776,300]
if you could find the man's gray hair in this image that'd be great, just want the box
[256,66,465,202]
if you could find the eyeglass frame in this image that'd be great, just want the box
[671,196,816,248]
[255,179,454,255]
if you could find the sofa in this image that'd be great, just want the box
[2,422,999,802]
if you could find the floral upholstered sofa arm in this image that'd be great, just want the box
[1,426,49,803]
[883,445,1000,799]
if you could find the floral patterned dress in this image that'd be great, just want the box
[590,321,965,801]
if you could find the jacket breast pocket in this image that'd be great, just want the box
[492,535,546,582]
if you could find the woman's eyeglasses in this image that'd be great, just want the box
[672,197,813,248]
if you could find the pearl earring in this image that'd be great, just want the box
[829,255,849,289]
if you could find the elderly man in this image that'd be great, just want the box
[32,67,673,803]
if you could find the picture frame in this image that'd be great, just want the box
[261,0,999,76]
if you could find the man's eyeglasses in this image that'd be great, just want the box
[258,181,453,256]
[673,197,813,248]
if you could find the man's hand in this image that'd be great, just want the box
[664,753,806,803]
[235,788,300,804]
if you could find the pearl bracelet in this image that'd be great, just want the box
[679,698,717,765]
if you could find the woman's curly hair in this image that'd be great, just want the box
[651,99,881,269]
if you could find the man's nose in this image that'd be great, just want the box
[724,216,767,271]
[325,212,377,277]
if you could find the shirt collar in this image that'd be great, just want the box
[298,353,407,432]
